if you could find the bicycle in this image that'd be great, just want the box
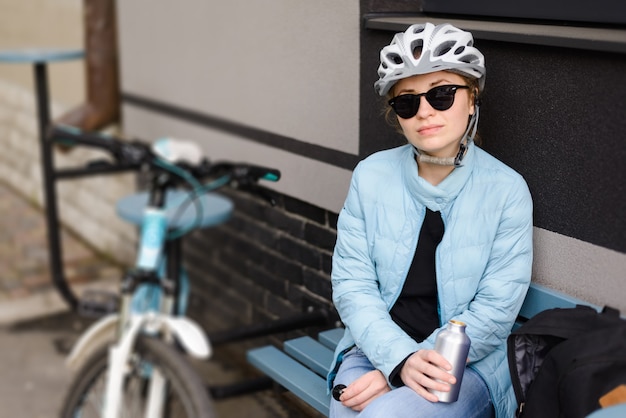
[48,124,281,417]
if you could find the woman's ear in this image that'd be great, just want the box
[470,89,480,115]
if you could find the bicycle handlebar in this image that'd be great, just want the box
[49,124,152,166]
[202,162,281,184]
[48,124,281,188]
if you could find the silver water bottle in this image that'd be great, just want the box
[428,320,471,402]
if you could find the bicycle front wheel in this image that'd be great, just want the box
[60,335,215,418]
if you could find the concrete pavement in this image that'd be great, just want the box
[0,312,84,417]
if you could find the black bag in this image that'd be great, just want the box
[507,304,626,418]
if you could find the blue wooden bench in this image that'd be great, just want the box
[247,283,596,417]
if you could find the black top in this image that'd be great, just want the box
[389,208,444,385]
[390,208,444,342]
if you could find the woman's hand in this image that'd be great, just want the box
[399,349,456,402]
[338,370,391,411]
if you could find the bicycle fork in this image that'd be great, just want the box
[102,308,211,417]
[76,291,211,418]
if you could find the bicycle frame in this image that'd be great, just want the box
[69,172,212,417]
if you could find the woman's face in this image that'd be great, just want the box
[392,71,475,159]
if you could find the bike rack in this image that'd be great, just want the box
[0,48,135,311]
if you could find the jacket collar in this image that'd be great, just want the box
[402,142,476,212]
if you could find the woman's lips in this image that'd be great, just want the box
[418,125,443,136]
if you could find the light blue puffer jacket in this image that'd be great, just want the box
[328,143,533,418]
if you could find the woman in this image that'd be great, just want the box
[328,22,533,418]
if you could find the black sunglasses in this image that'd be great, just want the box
[388,85,470,119]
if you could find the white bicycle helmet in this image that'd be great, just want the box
[374,23,485,97]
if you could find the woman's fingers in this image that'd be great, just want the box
[399,350,457,402]
[340,370,390,411]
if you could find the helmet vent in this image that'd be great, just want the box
[411,40,424,59]
[434,41,455,57]
[454,46,465,55]
[388,53,403,65]
[459,54,479,64]
[412,26,425,34]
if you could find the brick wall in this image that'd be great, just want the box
[184,186,340,341]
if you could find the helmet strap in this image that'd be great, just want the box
[412,105,480,168]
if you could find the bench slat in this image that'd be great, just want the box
[284,336,334,377]
[247,345,331,416]
[318,328,344,350]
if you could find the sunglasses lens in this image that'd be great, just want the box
[389,85,466,119]
[391,96,418,119]
[426,86,456,111]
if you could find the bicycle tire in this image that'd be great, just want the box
[60,335,215,418]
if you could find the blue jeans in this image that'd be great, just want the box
[329,348,494,418]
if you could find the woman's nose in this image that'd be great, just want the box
[415,96,435,118]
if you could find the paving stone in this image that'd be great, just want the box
[0,181,121,313]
